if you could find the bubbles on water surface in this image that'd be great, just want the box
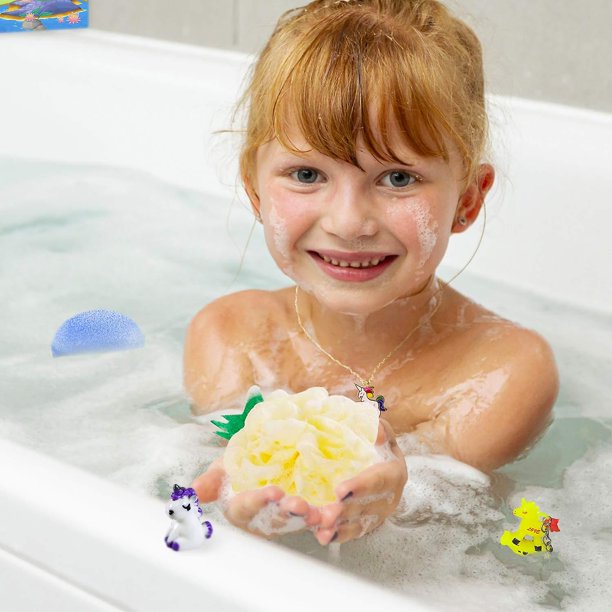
[1,159,611,610]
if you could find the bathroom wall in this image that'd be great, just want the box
[91,0,612,113]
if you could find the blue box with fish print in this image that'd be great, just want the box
[0,1,88,32]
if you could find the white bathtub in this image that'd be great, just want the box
[1,29,611,611]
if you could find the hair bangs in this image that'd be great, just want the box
[270,11,454,172]
[234,1,488,192]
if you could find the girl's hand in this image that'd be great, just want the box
[314,419,408,545]
[192,456,322,539]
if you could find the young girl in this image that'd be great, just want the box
[185,0,559,546]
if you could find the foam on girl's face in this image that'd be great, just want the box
[409,201,440,272]
[266,199,293,271]
[385,196,444,286]
[255,127,459,322]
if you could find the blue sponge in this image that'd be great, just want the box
[51,310,144,357]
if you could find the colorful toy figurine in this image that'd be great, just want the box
[499,498,560,556]
[355,383,386,413]
[164,484,213,551]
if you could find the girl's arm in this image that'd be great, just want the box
[411,328,559,473]
[183,293,256,414]
[186,293,325,539]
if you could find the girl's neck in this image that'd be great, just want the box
[297,275,444,369]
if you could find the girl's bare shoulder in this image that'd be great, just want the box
[184,289,291,412]
[187,289,287,339]
[406,289,559,471]
[443,288,556,366]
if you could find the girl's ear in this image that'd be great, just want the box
[451,163,495,234]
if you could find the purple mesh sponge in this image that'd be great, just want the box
[51,310,144,357]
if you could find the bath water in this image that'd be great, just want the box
[1,158,610,611]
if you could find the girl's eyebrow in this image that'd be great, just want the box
[275,149,317,161]
[276,149,420,167]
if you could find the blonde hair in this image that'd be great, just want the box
[232,0,488,195]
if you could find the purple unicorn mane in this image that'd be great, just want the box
[171,484,197,501]
[170,484,203,515]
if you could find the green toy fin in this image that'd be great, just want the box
[212,385,264,440]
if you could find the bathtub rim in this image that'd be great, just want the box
[3,27,611,316]
[0,438,432,612]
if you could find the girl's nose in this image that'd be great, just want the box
[320,184,378,240]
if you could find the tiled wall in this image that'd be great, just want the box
[91,0,612,113]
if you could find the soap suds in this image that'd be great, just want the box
[248,501,308,536]
[4,160,611,611]
[375,439,397,463]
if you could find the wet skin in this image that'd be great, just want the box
[185,122,559,544]
[187,283,558,544]
[192,418,406,545]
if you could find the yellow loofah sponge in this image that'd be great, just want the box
[223,387,380,506]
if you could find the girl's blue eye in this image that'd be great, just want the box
[382,171,417,188]
[289,168,418,188]
[291,168,319,184]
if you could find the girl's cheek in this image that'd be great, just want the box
[263,193,313,275]
[410,202,440,270]
[265,200,291,260]
[387,198,445,275]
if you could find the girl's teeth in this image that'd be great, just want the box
[320,254,386,268]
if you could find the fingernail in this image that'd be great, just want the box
[341,491,353,501]
[289,511,305,517]
[330,531,338,543]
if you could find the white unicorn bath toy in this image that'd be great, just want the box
[164,484,213,551]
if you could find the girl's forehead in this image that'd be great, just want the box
[257,127,461,175]
[259,122,422,165]
[254,135,466,192]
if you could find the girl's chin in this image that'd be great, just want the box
[307,289,399,316]
[298,276,438,316]
[288,256,434,310]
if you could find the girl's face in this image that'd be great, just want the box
[250,123,472,316]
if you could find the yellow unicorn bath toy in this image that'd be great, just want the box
[499,498,560,556]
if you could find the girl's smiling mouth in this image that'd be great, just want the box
[307,250,398,282]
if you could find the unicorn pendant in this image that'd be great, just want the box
[355,383,386,414]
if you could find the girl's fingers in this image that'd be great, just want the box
[278,496,321,526]
[334,420,405,500]
[315,526,337,546]
[226,485,284,528]
[316,513,383,545]
[335,459,405,505]
[318,502,344,530]
[329,450,408,531]
[191,456,226,503]
[303,506,322,527]
[375,420,387,445]
[278,495,309,516]
[195,420,407,544]
[334,514,384,544]
[378,419,406,463]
